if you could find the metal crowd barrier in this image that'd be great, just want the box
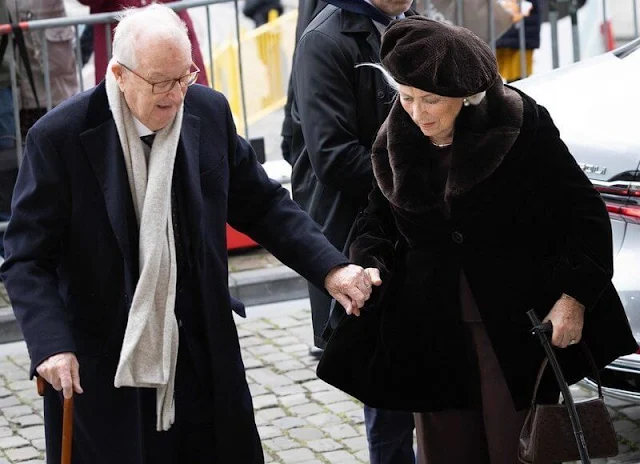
[0,0,296,163]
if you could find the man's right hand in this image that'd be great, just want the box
[36,352,83,399]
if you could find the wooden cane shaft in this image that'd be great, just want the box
[61,396,74,464]
[36,377,46,397]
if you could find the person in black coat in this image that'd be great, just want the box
[243,0,284,27]
[322,16,638,463]
[0,5,378,463]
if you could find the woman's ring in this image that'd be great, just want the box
[569,339,577,345]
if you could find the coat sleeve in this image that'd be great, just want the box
[534,105,613,311]
[0,128,75,376]
[292,29,373,198]
[222,99,349,289]
[348,181,400,306]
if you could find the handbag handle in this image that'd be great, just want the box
[530,338,603,407]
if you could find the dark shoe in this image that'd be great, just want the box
[308,346,324,360]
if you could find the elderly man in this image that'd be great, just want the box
[0,5,380,464]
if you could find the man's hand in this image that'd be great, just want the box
[36,352,83,399]
[542,294,586,348]
[324,265,382,316]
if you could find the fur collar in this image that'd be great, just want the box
[372,80,524,214]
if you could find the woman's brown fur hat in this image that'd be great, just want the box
[380,16,500,97]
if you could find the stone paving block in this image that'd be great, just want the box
[271,415,306,430]
[240,336,264,348]
[289,403,325,418]
[257,425,283,439]
[260,330,289,340]
[0,388,10,398]
[239,321,273,332]
[342,435,369,452]
[253,394,279,410]
[261,352,293,364]
[311,390,352,405]
[0,427,12,437]
[246,368,293,388]
[0,459,8,464]
[18,425,44,441]
[32,438,45,451]
[15,461,45,464]
[248,384,268,397]
[256,407,287,422]
[271,384,307,397]
[306,438,342,452]
[0,396,19,408]
[243,357,264,369]
[281,343,309,354]
[306,412,343,427]
[301,379,332,393]
[615,420,639,433]
[277,448,316,463]
[236,328,252,338]
[5,446,40,462]
[263,436,299,452]
[270,316,302,329]
[285,369,317,383]
[618,406,640,422]
[288,427,325,442]
[355,449,370,462]
[326,400,361,414]
[346,408,365,424]
[272,336,301,347]
[279,393,308,408]
[8,380,34,392]
[0,435,29,448]
[16,390,40,402]
[324,424,359,440]
[246,344,280,356]
[0,417,7,427]
[322,449,362,463]
[273,360,306,372]
[1,405,32,419]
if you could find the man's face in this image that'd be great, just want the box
[112,39,192,131]
[370,0,413,16]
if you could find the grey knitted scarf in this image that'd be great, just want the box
[106,60,183,431]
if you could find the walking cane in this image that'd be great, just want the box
[36,376,74,464]
[527,309,590,463]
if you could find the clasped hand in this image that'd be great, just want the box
[324,264,382,316]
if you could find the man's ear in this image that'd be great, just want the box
[111,62,126,91]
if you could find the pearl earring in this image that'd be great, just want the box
[463,98,470,107]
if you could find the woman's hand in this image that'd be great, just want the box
[542,294,586,348]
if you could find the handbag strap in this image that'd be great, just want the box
[530,341,603,406]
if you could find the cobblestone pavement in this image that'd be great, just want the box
[1,299,640,463]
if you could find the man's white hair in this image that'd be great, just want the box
[356,63,486,106]
[112,3,191,68]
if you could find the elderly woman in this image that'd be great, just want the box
[324,16,638,463]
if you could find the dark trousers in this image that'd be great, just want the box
[365,405,416,464]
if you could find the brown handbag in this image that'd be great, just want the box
[518,343,618,463]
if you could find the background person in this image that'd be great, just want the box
[288,1,418,462]
[78,0,208,86]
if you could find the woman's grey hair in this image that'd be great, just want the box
[356,62,486,105]
[112,4,191,69]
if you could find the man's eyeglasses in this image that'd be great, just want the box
[117,62,200,94]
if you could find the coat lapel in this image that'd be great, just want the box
[80,83,136,281]
[177,111,203,255]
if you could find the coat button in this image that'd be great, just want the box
[452,231,464,244]
[377,90,385,99]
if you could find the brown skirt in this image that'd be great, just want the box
[414,273,529,464]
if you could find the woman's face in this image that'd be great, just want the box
[398,84,464,143]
